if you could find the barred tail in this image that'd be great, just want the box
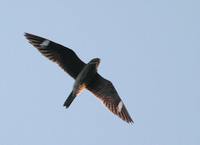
[63,91,76,108]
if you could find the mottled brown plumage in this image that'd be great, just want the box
[25,33,133,124]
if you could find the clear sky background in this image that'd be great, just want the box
[0,0,199,145]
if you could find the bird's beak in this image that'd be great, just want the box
[96,61,100,68]
[95,59,100,68]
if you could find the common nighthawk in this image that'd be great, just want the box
[25,33,133,124]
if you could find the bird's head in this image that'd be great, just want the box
[89,58,101,68]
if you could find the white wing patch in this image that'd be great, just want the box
[40,39,50,47]
[117,101,123,112]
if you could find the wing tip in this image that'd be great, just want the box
[24,32,32,39]
[24,32,28,36]
[24,32,35,42]
[123,116,134,124]
[127,119,134,124]
[118,105,134,124]
[24,32,46,47]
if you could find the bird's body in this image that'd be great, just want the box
[25,33,133,124]
[64,58,100,108]
[74,58,100,91]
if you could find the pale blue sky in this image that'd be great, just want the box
[0,0,200,145]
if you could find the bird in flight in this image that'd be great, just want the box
[24,33,133,124]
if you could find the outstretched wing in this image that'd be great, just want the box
[24,33,85,79]
[87,74,133,124]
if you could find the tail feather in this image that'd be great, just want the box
[63,92,76,108]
